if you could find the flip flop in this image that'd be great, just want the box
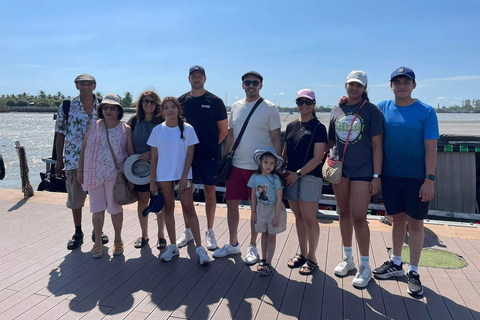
[156,238,167,250]
[134,237,149,248]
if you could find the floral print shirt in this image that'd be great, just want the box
[55,95,99,170]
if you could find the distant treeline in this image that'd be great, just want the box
[434,99,480,113]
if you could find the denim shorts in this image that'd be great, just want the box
[283,175,323,202]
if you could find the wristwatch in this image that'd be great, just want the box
[373,173,381,179]
[296,170,302,178]
[426,174,435,181]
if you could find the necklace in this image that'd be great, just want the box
[344,101,362,114]
[299,118,313,132]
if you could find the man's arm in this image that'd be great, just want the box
[270,128,281,155]
[217,119,228,144]
[419,139,437,202]
[224,128,234,156]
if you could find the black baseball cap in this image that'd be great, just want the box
[189,65,206,75]
[242,71,263,82]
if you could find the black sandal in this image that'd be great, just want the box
[287,254,307,269]
[67,233,83,250]
[299,259,318,275]
[91,232,109,244]
[156,238,167,250]
[257,259,266,271]
[134,237,149,249]
[259,263,272,276]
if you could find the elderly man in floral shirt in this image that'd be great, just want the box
[55,73,104,250]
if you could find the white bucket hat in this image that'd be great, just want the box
[253,147,284,170]
[124,154,151,185]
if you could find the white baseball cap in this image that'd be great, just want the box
[346,70,368,86]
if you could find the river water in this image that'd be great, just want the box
[1,112,480,191]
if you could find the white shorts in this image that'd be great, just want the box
[254,203,287,235]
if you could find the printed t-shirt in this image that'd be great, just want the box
[247,173,282,206]
[228,98,281,170]
[147,122,199,181]
[328,101,384,178]
[378,99,439,179]
[284,118,328,177]
[178,91,227,161]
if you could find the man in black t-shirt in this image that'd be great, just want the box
[177,65,228,250]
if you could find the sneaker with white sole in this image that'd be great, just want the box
[245,245,259,265]
[196,246,211,265]
[373,260,405,279]
[213,242,241,258]
[407,271,423,296]
[176,229,193,248]
[352,265,372,288]
[160,244,179,261]
[334,257,355,276]
[205,229,218,250]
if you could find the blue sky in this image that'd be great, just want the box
[1,0,479,108]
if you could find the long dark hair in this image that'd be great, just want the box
[134,90,163,124]
[161,97,186,140]
[362,88,370,102]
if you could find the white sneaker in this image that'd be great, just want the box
[196,246,211,265]
[176,229,193,248]
[334,257,355,276]
[205,229,218,250]
[352,265,372,288]
[245,245,259,265]
[213,242,241,258]
[160,244,179,261]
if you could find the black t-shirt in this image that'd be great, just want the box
[178,91,227,161]
[284,118,328,177]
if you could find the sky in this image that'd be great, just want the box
[0,0,479,108]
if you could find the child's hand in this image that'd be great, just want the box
[272,215,279,227]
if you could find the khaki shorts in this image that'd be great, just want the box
[254,203,287,235]
[65,169,87,210]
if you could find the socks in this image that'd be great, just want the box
[391,254,402,266]
[185,227,191,233]
[343,246,353,259]
[360,255,370,268]
[75,225,82,235]
[409,265,419,273]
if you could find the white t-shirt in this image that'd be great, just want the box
[228,98,281,170]
[147,122,199,181]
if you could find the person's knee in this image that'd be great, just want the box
[351,214,366,228]
[392,213,407,224]
[407,218,423,232]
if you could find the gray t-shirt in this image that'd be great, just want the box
[132,119,156,154]
[328,101,384,178]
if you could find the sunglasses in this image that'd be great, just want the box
[102,104,118,111]
[296,99,314,106]
[243,80,260,87]
[142,98,157,105]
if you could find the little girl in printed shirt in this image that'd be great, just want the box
[247,147,287,276]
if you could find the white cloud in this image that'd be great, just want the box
[278,92,285,95]
[420,76,480,84]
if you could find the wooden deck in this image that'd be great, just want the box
[0,189,479,320]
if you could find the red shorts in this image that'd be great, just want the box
[225,166,256,201]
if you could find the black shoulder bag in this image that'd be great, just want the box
[214,98,264,184]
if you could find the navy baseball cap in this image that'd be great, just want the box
[189,65,205,75]
[390,67,415,81]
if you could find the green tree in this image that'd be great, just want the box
[121,91,133,107]
[6,99,16,106]
[95,91,103,99]
[16,100,28,107]
[38,91,46,99]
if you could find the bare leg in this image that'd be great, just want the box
[261,232,268,261]
[250,219,258,246]
[110,211,123,243]
[92,211,105,245]
[156,211,165,239]
[298,199,320,263]
[333,177,353,248]
[267,233,276,264]
[159,182,176,244]
[136,191,150,239]
[289,200,307,256]
[204,184,217,229]
[72,208,82,227]
[406,216,424,267]
[391,213,407,257]
[349,181,371,257]
[226,200,240,244]
[179,186,202,247]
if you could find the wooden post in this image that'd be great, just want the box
[15,141,34,198]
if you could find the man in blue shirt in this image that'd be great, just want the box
[372,67,439,296]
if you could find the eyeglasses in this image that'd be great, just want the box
[243,80,260,87]
[296,99,314,106]
[102,105,118,111]
[142,98,156,105]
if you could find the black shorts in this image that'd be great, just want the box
[134,183,150,193]
[192,158,219,186]
[381,176,429,220]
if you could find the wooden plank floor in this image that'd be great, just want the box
[1,189,480,320]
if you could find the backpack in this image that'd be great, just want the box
[62,95,102,119]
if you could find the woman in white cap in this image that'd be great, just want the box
[283,89,328,275]
[127,91,166,250]
[78,93,134,258]
[326,71,384,287]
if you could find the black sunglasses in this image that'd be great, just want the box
[296,99,314,106]
[142,98,157,105]
[243,80,260,87]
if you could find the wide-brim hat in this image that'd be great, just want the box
[142,193,164,217]
[97,93,123,110]
[253,147,284,170]
[124,154,150,185]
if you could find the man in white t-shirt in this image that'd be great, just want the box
[213,71,281,264]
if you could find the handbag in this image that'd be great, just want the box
[214,97,264,183]
[322,100,367,184]
[104,121,137,205]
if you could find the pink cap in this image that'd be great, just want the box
[296,89,316,100]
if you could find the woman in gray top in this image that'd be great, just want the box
[127,91,165,250]
[326,71,384,288]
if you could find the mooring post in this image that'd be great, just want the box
[15,141,34,198]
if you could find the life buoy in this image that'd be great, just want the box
[0,154,5,180]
